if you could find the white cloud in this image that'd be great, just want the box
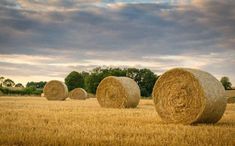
[0,0,234,86]
[0,54,54,65]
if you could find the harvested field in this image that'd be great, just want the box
[225,90,235,103]
[0,96,234,146]
[225,90,235,97]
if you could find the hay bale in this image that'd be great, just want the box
[69,88,87,100]
[96,76,140,108]
[43,80,68,101]
[227,97,235,104]
[152,68,227,124]
[41,93,44,97]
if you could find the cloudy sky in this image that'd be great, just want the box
[0,0,235,85]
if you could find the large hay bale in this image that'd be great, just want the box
[43,80,68,101]
[96,76,140,108]
[152,68,227,124]
[69,88,87,100]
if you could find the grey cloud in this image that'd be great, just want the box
[0,0,20,8]
[0,4,233,61]
[1,2,233,56]
[0,61,71,78]
[167,1,235,51]
[0,0,234,84]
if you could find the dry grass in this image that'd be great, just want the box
[225,90,235,103]
[0,96,234,146]
[226,90,235,97]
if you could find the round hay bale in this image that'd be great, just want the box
[152,68,227,124]
[96,76,140,108]
[43,80,68,101]
[69,88,87,100]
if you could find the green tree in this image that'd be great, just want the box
[26,81,47,89]
[65,71,84,91]
[126,68,157,97]
[0,77,4,87]
[126,68,140,82]
[137,69,158,97]
[15,83,24,88]
[81,71,90,91]
[85,73,102,94]
[84,67,158,97]
[85,68,126,94]
[220,76,232,90]
[3,79,15,87]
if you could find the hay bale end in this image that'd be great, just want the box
[96,76,140,108]
[69,88,87,100]
[43,80,68,101]
[152,68,226,124]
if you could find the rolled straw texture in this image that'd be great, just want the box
[152,68,226,124]
[43,80,68,101]
[69,88,87,100]
[96,76,140,108]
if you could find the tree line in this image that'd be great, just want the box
[0,77,46,95]
[65,67,234,97]
[65,67,158,97]
[0,67,233,96]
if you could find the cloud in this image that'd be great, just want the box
[0,0,234,85]
[166,1,235,51]
[0,0,102,11]
[1,1,234,53]
[0,54,54,65]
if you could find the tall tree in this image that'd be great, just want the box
[126,68,140,83]
[84,67,158,97]
[65,71,84,91]
[85,73,102,94]
[26,81,47,89]
[85,68,127,94]
[15,83,24,88]
[137,69,158,97]
[0,77,4,87]
[220,76,232,90]
[126,68,157,97]
[3,79,15,87]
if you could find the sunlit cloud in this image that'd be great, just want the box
[0,54,54,65]
[0,0,234,85]
[7,0,101,12]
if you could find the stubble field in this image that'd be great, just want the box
[0,96,234,146]
[226,90,235,97]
